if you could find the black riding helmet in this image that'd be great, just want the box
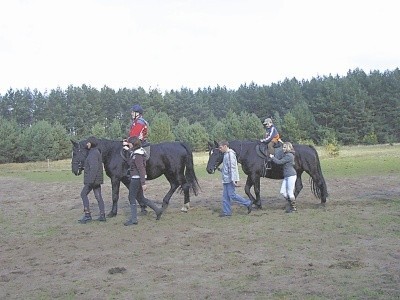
[131,104,143,114]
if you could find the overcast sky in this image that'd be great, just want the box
[1,0,399,94]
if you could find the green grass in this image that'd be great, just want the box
[0,144,399,181]
[320,144,400,177]
[0,159,80,182]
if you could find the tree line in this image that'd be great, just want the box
[1,68,399,163]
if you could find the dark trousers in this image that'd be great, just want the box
[129,178,160,213]
[81,184,105,214]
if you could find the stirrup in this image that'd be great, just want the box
[265,161,272,170]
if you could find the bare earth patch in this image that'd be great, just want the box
[0,174,399,299]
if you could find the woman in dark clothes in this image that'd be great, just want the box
[79,136,106,223]
[124,136,162,226]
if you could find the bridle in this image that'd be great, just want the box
[235,142,243,163]
[211,141,244,171]
[72,142,86,171]
[210,147,224,172]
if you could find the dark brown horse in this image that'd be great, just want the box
[72,138,200,216]
[206,140,328,208]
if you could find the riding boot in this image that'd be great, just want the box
[142,198,163,220]
[79,210,92,224]
[97,213,106,222]
[124,203,138,226]
[286,198,297,213]
[285,198,292,213]
[290,198,297,212]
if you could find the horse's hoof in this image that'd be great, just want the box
[124,220,138,226]
[180,202,190,212]
[107,212,117,218]
[139,210,148,216]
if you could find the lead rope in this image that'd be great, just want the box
[236,142,243,164]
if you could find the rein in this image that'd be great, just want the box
[120,148,129,162]
[235,142,243,164]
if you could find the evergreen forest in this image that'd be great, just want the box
[1,68,399,163]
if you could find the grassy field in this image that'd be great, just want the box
[1,144,400,180]
[0,144,399,299]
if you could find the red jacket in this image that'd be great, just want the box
[129,116,148,143]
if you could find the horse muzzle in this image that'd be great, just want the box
[206,166,216,174]
[72,168,83,176]
[71,162,83,176]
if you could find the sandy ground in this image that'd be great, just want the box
[0,173,399,299]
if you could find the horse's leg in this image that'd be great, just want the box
[161,182,179,210]
[180,183,191,212]
[165,172,189,212]
[244,176,259,209]
[294,172,303,198]
[108,178,121,217]
[253,175,262,209]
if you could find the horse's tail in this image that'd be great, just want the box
[180,142,200,196]
[308,145,328,203]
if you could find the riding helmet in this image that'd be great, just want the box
[263,118,272,125]
[131,104,143,114]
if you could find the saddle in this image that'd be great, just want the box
[255,142,283,171]
[255,144,269,159]
[256,141,283,157]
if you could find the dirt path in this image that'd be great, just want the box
[1,175,399,299]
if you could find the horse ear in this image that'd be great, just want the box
[207,142,213,151]
[213,140,219,148]
[71,139,77,146]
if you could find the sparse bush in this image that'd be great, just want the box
[325,141,340,157]
[362,132,378,145]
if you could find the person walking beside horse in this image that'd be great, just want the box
[78,136,106,224]
[218,140,252,217]
[269,142,297,213]
[123,136,162,226]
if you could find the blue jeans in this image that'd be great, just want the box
[222,182,251,216]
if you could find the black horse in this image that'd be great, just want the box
[206,140,328,208]
[72,138,200,217]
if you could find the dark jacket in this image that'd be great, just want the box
[83,147,104,185]
[261,124,280,144]
[271,151,296,177]
[127,147,147,185]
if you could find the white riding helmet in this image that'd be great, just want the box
[263,118,272,125]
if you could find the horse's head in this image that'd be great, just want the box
[71,140,89,176]
[206,141,224,174]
